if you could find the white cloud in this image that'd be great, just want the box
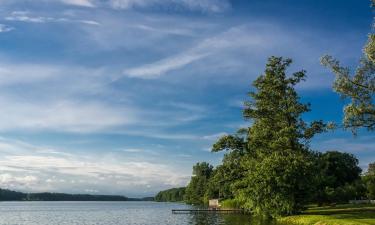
[5,11,100,26]
[0,59,213,134]
[79,20,100,25]
[5,11,51,23]
[0,173,39,188]
[0,98,136,133]
[0,137,189,195]
[61,0,95,7]
[132,24,195,36]
[0,0,229,12]
[109,0,230,12]
[0,24,14,32]
[122,148,144,153]
[122,25,266,79]
[0,59,214,134]
[0,63,60,84]
[123,52,209,79]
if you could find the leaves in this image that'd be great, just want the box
[321,21,375,133]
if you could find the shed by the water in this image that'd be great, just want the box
[209,199,220,209]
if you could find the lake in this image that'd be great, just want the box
[0,201,281,225]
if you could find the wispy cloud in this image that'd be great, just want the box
[0,24,14,32]
[5,11,100,26]
[0,98,137,133]
[61,0,95,7]
[122,25,264,79]
[123,52,208,79]
[202,132,228,140]
[121,148,144,153]
[0,0,229,13]
[0,59,211,134]
[109,0,231,12]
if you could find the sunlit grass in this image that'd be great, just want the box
[278,204,375,225]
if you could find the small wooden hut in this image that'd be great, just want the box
[208,199,220,209]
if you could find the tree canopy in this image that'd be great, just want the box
[235,57,324,217]
[184,162,213,205]
[155,187,186,202]
[321,3,375,132]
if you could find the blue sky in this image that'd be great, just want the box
[0,0,373,197]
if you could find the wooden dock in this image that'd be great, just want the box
[172,209,244,214]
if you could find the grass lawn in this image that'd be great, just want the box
[278,204,375,225]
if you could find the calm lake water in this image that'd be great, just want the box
[0,201,281,225]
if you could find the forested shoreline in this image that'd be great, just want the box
[154,187,186,202]
[0,188,153,201]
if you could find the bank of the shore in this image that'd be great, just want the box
[278,204,375,225]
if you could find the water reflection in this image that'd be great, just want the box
[188,212,278,225]
[0,202,286,225]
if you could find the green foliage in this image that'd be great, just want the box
[364,175,375,199]
[279,204,375,225]
[204,153,243,201]
[365,34,375,63]
[321,55,375,132]
[368,162,375,175]
[0,188,26,201]
[25,193,129,201]
[0,189,130,201]
[154,187,185,202]
[236,151,315,217]
[363,162,375,199]
[220,199,243,209]
[313,151,363,205]
[184,162,213,205]
[235,57,325,217]
[320,151,362,188]
[321,5,375,133]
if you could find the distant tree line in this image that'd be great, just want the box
[0,189,153,201]
[154,187,185,202]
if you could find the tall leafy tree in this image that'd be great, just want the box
[235,57,328,217]
[205,128,249,202]
[321,2,375,132]
[185,162,213,205]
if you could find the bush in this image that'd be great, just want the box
[220,199,243,209]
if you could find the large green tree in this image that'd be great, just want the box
[235,57,328,217]
[321,2,375,132]
[185,162,213,205]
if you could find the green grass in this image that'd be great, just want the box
[278,204,375,225]
[220,199,242,209]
